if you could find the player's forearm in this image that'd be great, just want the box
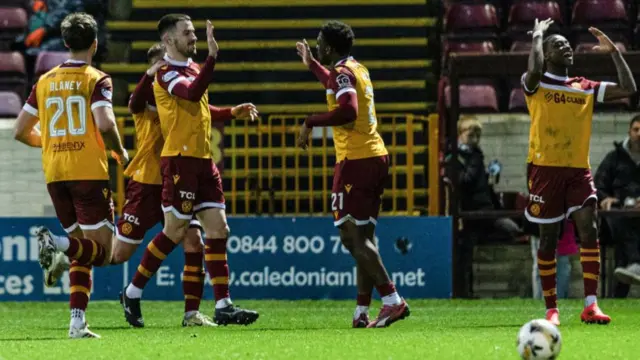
[527,34,544,78]
[16,130,42,148]
[308,59,331,87]
[129,73,153,114]
[611,50,637,94]
[100,127,126,154]
[306,93,358,127]
[172,56,216,101]
[305,106,356,128]
[209,105,233,122]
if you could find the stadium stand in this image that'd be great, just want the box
[440,0,638,113]
[98,0,440,216]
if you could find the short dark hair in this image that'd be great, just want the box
[629,114,640,128]
[147,43,165,61]
[61,13,98,51]
[158,14,191,36]
[320,21,355,56]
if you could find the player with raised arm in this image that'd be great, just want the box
[13,12,128,338]
[112,43,257,327]
[522,19,636,326]
[296,21,409,328]
[119,14,259,328]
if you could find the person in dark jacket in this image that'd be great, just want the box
[594,114,640,296]
[445,117,524,297]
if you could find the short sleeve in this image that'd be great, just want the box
[90,76,113,111]
[156,66,187,95]
[22,84,38,117]
[520,72,538,95]
[329,67,358,100]
[595,81,615,103]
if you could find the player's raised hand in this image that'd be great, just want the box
[527,18,554,36]
[589,27,618,53]
[206,20,219,58]
[297,122,312,150]
[296,39,314,66]
[146,60,167,76]
[232,103,259,122]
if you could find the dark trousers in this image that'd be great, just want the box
[607,217,640,298]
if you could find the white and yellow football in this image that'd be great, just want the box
[516,319,562,360]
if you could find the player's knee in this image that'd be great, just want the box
[205,224,229,240]
[183,229,204,252]
[164,222,189,243]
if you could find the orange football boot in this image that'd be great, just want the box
[580,303,611,325]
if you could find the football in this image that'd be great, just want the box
[516,319,562,360]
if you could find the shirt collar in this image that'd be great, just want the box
[163,54,193,67]
[64,59,87,64]
[544,72,569,81]
[335,56,354,66]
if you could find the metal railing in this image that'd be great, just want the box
[112,113,439,217]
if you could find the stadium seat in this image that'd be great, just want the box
[508,1,563,33]
[508,88,527,112]
[445,84,499,112]
[444,4,499,35]
[572,0,628,28]
[34,52,70,78]
[0,91,22,117]
[441,40,496,70]
[575,42,627,53]
[0,52,26,98]
[510,41,533,52]
[0,7,28,51]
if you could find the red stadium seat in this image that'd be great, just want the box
[35,52,71,78]
[444,4,499,34]
[508,1,563,32]
[0,52,26,98]
[0,7,28,50]
[442,40,495,69]
[510,41,533,52]
[575,42,627,53]
[572,0,628,27]
[508,88,527,112]
[445,84,499,112]
[0,91,23,117]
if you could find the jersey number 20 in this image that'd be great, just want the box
[46,96,87,137]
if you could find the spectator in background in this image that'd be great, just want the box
[15,0,107,63]
[445,117,525,297]
[532,219,578,300]
[594,114,640,297]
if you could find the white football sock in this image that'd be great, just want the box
[215,297,232,309]
[54,235,70,252]
[585,295,597,307]
[184,310,198,318]
[354,306,369,318]
[126,284,143,299]
[381,292,402,306]
[70,308,85,329]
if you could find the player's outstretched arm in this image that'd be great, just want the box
[588,27,637,101]
[523,18,554,93]
[164,21,218,102]
[129,60,166,114]
[13,110,41,148]
[297,39,330,87]
[297,70,358,149]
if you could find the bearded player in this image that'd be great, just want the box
[13,13,128,338]
[119,14,259,327]
[522,19,636,326]
[296,21,409,328]
[114,43,258,327]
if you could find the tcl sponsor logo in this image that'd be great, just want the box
[180,191,195,200]
[529,194,545,203]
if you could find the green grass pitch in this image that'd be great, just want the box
[1,299,639,359]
